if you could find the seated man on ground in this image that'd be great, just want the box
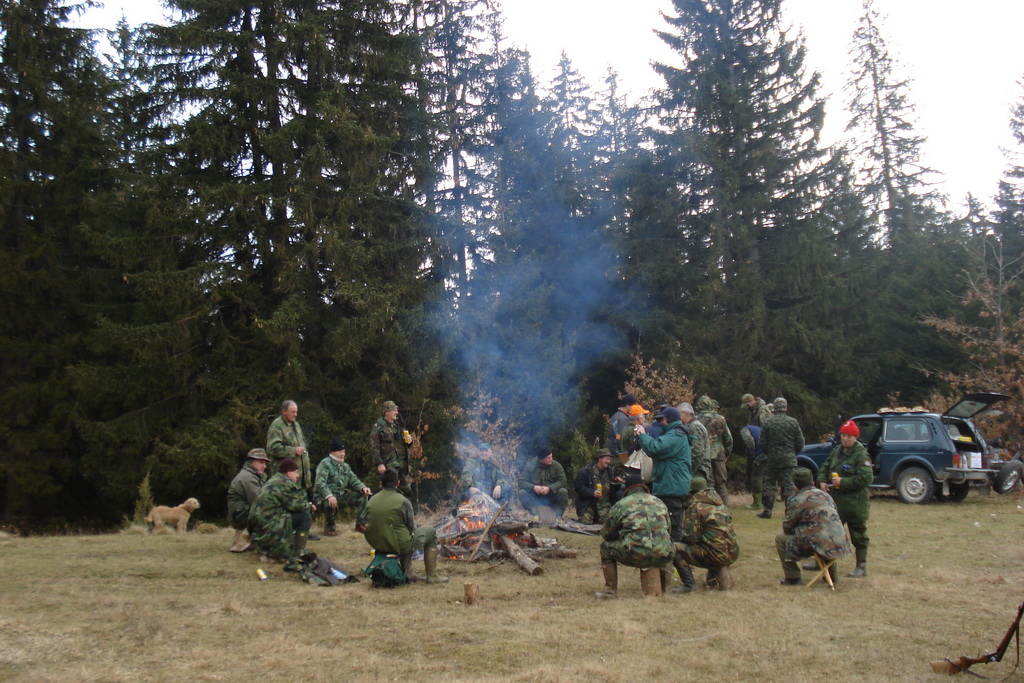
[460,442,509,504]
[365,468,448,584]
[249,457,316,566]
[673,477,740,591]
[594,474,675,599]
[573,448,620,524]
[518,448,569,520]
[314,438,372,536]
[776,468,850,585]
[227,448,270,552]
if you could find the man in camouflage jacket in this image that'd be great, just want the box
[817,420,873,577]
[741,393,773,427]
[695,395,733,503]
[460,443,509,503]
[266,400,313,494]
[573,448,620,524]
[679,402,712,480]
[518,449,569,518]
[675,477,739,590]
[370,400,411,497]
[314,438,371,535]
[757,397,805,519]
[226,448,269,552]
[595,474,675,599]
[249,458,315,564]
[776,468,850,585]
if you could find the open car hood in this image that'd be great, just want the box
[943,392,1010,419]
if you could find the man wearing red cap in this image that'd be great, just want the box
[816,420,873,578]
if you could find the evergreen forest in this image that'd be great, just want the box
[4,0,1024,529]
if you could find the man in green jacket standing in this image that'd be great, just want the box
[266,400,313,495]
[636,406,696,593]
[370,400,411,497]
[226,448,269,552]
[365,468,448,584]
[816,420,873,577]
[757,397,805,520]
[518,449,570,519]
[314,438,372,536]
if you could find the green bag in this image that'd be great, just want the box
[364,553,407,588]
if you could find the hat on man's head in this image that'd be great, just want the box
[623,473,646,491]
[839,420,860,437]
[690,476,708,493]
[247,448,270,462]
[536,448,552,460]
[793,467,813,488]
[661,406,681,423]
[773,397,788,412]
[278,457,299,474]
[620,393,638,407]
[677,402,695,416]
[741,393,755,405]
[627,404,650,417]
[382,400,398,412]
[330,437,346,452]
[594,448,612,460]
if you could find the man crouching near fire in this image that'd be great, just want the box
[365,468,448,584]
[594,474,675,599]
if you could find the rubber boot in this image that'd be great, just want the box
[423,546,449,584]
[670,560,697,594]
[640,568,663,597]
[595,563,618,599]
[744,493,763,511]
[757,495,774,519]
[716,565,735,591]
[847,547,867,578]
[293,530,308,554]
[402,553,424,583]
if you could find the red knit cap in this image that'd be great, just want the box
[839,420,860,437]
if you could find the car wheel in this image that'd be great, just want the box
[895,466,935,504]
[994,461,1024,495]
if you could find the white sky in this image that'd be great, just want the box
[77,0,1024,208]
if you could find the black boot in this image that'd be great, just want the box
[670,560,697,594]
[757,495,774,519]
[848,547,868,578]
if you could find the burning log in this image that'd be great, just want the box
[500,534,543,576]
[468,501,508,562]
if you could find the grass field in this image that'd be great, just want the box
[3,490,1024,682]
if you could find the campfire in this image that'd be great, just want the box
[434,494,577,575]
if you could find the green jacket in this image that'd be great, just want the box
[460,457,507,493]
[518,459,568,497]
[266,415,312,491]
[370,416,407,471]
[601,487,675,568]
[686,418,712,479]
[818,440,873,522]
[746,398,773,427]
[759,413,805,464]
[365,487,415,554]
[226,461,266,529]
[637,421,692,498]
[314,456,366,505]
[680,488,739,566]
[249,473,310,560]
[620,422,642,454]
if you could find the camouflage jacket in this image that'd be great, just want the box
[759,413,805,464]
[818,440,873,522]
[695,396,733,462]
[314,456,366,505]
[460,457,508,494]
[370,416,407,471]
[601,488,675,568]
[266,415,312,491]
[686,418,712,478]
[573,461,615,521]
[226,461,266,529]
[680,488,740,566]
[746,398,773,427]
[620,422,643,455]
[518,459,568,497]
[364,488,416,554]
[249,473,310,560]
[781,486,850,562]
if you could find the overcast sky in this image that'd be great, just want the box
[77,0,1024,208]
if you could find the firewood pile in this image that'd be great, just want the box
[434,494,577,575]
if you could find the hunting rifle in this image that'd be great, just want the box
[931,601,1024,675]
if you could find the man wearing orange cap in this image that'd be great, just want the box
[816,420,873,578]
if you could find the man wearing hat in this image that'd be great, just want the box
[673,477,739,591]
[594,473,675,599]
[573,448,621,524]
[226,448,270,552]
[460,442,509,504]
[757,397,805,519]
[315,438,372,536]
[816,420,873,577]
[518,449,569,520]
[266,400,313,495]
[619,404,650,456]
[776,468,850,585]
[249,457,316,565]
[606,393,638,455]
[741,393,773,427]
[370,400,411,497]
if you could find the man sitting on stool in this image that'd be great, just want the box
[776,468,850,585]
[673,477,739,591]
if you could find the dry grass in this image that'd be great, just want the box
[2,492,1024,682]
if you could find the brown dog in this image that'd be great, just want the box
[145,497,201,533]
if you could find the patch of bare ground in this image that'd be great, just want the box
[1,491,1024,681]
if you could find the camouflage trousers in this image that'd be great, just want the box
[576,496,612,525]
[674,542,737,570]
[747,455,766,494]
[762,458,796,500]
[710,460,729,500]
[600,539,673,569]
[775,532,805,580]
[656,495,688,542]
[691,456,712,481]
[843,519,869,551]
[251,510,312,561]
[321,491,369,529]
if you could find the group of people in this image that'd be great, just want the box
[226,399,447,584]
[588,392,873,597]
